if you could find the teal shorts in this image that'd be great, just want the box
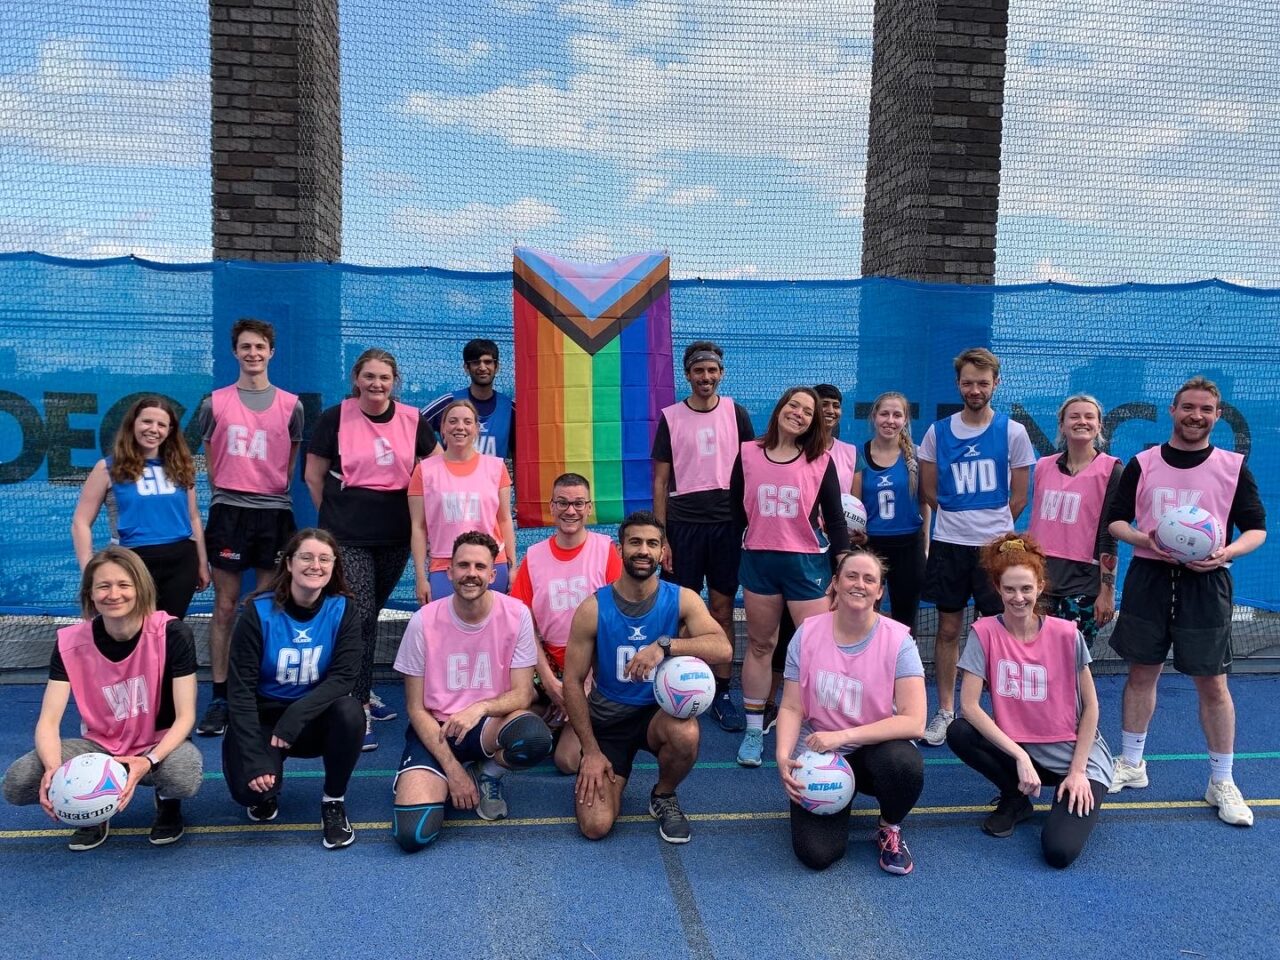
[739,549,830,601]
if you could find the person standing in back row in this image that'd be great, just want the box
[422,338,516,460]
[1105,376,1266,827]
[194,318,304,738]
[651,341,755,732]
[918,348,1035,746]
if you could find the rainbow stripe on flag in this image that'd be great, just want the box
[514,247,675,526]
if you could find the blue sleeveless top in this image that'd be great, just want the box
[255,595,347,701]
[106,457,192,547]
[934,413,1011,512]
[593,579,682,707]
[453,388,514,460]
[860,445,923,536]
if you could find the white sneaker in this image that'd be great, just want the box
[1108,758,1148,794]
[923,709,955,747]
[1204,780,1254,827]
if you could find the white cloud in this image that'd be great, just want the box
[390,197,563,241]
[0,38,207,166]
[431,39,493,70]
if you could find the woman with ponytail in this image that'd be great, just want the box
[852,392,929,633]
[946,533,1113,868]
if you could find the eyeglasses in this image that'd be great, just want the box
[550,499,591,511]
[294,553,336,566]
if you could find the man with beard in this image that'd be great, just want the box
[917,348,1035,746]
[390,532,552,850]
[651,341,755,731]
[1106,376,1266,827]
[564,512,732,844]
[422,339,515,460]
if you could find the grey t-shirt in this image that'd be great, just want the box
[195,385,305,509]
[783,617,925,746]
[957,622,1114,786]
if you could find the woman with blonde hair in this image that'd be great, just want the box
[2,546,202,850]
[72,396,209,618]
[408,397,516,605]
[304,348,438,750]
[852,391,929,633]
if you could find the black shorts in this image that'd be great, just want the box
[923,540,1003,615]
[1109,558,1233,676]
[588,692,661,780]
[206,503,296,572]
[665,518,741,597]
[393,720,491,789]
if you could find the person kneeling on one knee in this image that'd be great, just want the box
[391,532,552,852]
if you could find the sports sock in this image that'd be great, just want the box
[481,758,506,779]
[1208,751,1233,784]
[744,699,765,732]
[213,681,228,701]
[1120,730,1147,766]
[321,794,345,803]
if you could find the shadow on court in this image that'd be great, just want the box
[1,673,1277,960]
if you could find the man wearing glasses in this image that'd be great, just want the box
[509,474,622,773]
[651,341,756,731]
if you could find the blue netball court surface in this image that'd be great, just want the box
[2,672,1277,960]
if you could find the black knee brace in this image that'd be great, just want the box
[496,713,553,768]
[392,803,444,853]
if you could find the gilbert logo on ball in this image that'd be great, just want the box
[1154,504,1226,563]
[840,494,867,534]
[47,753,129,827]
[653,655,716,719]
[794,749,855,814]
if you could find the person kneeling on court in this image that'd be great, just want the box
[391,532,553,851]
[776,548,927,874]
[946,534,1113,869]
[2,547,202,850]
[222,528,365,849]
[564,511,733,844]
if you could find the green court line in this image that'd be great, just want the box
[3,798,1276,841]
[196,750,1280,780]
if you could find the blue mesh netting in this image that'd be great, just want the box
[2,254,1277,646]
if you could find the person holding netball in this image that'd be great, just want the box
[222,528,364,849]
[2,546,202,850]
[1026,394,1122,649]
[730,386,850,768]
[409,398,516,604]
[947,533,1113,868]
[305,348,438,751]
[853,391,930,634]
[71,396,209,619]
[776,548,926,874]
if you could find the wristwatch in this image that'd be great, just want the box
[657,635,673,658]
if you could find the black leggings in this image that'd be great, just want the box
[133,539,200,619]
[771,606,797,676]
[867,530,924,634]
[790,739,925,871]
[341,543,411,703]
[946,717,1106,869]
[222,696,366,806]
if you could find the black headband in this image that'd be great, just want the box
[684,350,723,371]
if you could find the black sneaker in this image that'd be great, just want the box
[67,821,109,852]
[247,797,279,822]
[649,790,691,844]
[149,798,185,846]
[197,698,229,737]
[762,701,779,735]
[710,690,746,732]
[982,794,1035,838]
[321,800,355,849]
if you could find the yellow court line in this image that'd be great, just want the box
[2,798,1276,841]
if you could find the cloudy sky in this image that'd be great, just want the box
[0,0,1276,283]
